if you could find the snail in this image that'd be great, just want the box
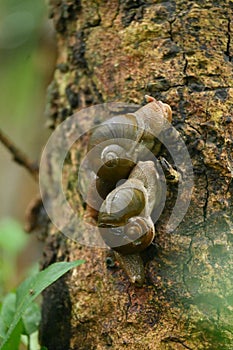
[88,95,172,184]
[84,95,173,284]
[84,96,172,222]
[98,161,163,285]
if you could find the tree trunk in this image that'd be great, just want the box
[38,1,233,349]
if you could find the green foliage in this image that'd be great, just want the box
[0,0,47,125]
[0,260,84,350]
[22,302,41,336]
[0,218,29,299]
[0,218,28,254]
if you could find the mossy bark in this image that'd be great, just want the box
[39,1,233,349]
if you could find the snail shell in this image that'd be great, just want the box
[128,160,162,215]
[88,97,172,182]
[98,161,161,254]
[88,114,138,182]
[98,180,146,226]
[86,96,172,284]
[101,216,155,255]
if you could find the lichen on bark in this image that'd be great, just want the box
[40,1,233,349]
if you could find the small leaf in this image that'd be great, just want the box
[0,260,84,350]
[0,293,16,335]
[22,302,41,336]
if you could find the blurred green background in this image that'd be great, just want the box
[0,0,56,298]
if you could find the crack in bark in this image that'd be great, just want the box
[162,336,194,349]
[225,18,232,62]
[184,122,202,136]
[153,83,233,93]
[168,18,176,42]
[203,169,209,225]
[183,52,188,75]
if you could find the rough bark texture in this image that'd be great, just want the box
[39,1,233,349]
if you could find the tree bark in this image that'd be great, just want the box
[38,1,233,349]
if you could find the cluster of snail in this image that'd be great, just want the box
[85,95,173,285]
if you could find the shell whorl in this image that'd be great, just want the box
[85,95,172,284]
[97,161,159,255]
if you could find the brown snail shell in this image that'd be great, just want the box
[98,180,146,226]
[98,161,160,255]
[86,96,172,284]
[88,114,139,182]
[97,142,136,182]
[88,97,172,182]
[107,216,155,255]
[128,160,162,215]
[87,139,136,183]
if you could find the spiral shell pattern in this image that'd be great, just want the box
[86,95,172,283]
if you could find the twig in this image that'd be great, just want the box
[0,128,39,181]
[27,335,31,350]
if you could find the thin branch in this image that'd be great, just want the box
[27,335,31,350]
[0,128,39,181]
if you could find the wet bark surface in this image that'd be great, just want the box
[38,1,233,349]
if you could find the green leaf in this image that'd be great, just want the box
[22,302,41,336]
[0,260,84,350]
[0,293,16,336]
[0,319,23,350]
[0,319,5,340]
[0,218,28,254]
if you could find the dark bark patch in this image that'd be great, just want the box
[163,42,181,60]
[224,116,232,124]
[39,277,72,350]
[65,85,79,109]
[183,75,206,93]
[102,332,113,346]
[52,0,82,33]
[147,76,171,93]
[69,31,87,68]
[57,62,69,73]
[151,2,176,24]
[39,234,72,350]
[214,88,228,101]
[120,0,144,27]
